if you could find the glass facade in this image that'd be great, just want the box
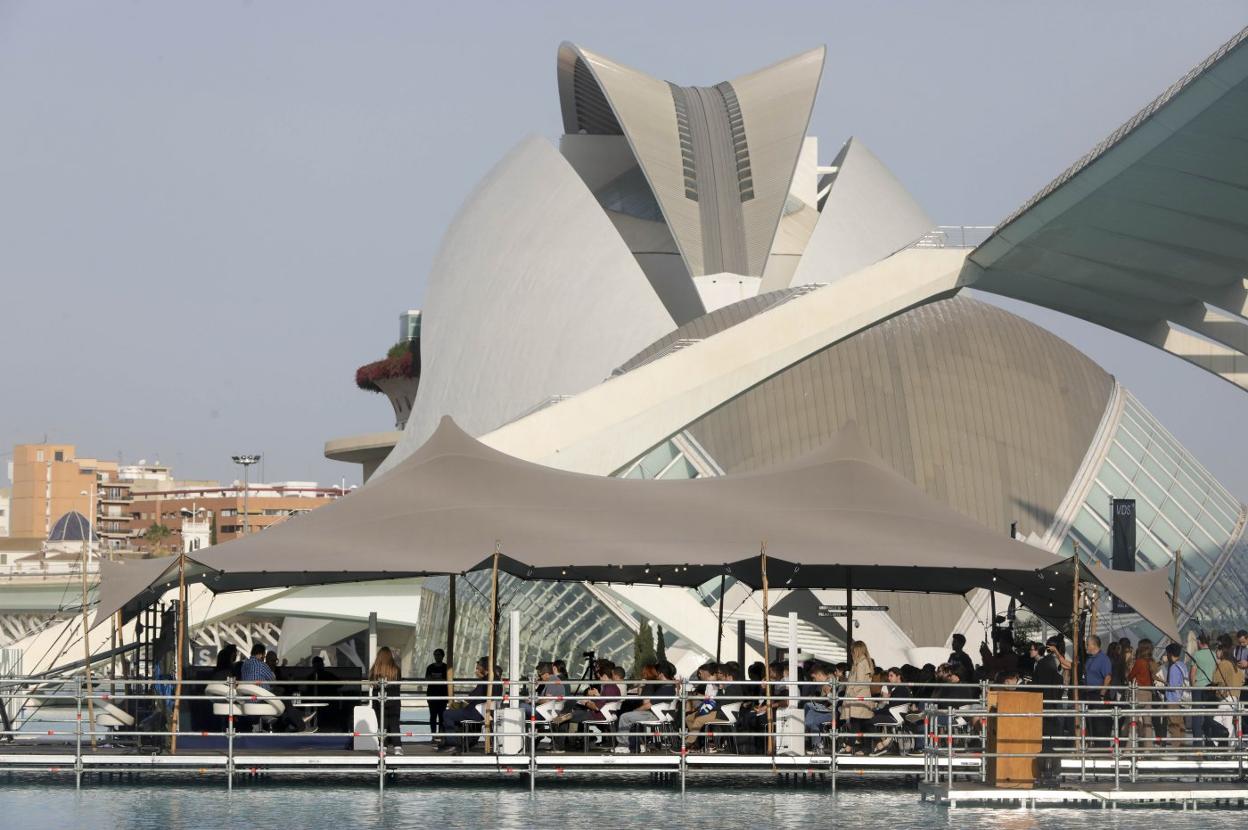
[1059,392,1247,639]
[413,572,640,680]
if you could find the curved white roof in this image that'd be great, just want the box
[773,137,933,291]
[376,135,675,475]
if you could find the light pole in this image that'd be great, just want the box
[231,454,261,536]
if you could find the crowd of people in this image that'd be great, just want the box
[419,627,1248,756]
[200,626,1248,757]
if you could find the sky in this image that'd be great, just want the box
[1,1,1247,497]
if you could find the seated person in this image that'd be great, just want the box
[684,662,722,749]
[615,663,675,753]
[735,662,768,754]
[240,643,275,688]
[526,662,568,723]
[803,662,836,746]
[567,660,621,733]
[438,657,492,748]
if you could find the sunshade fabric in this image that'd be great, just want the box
[93,418,1178,640]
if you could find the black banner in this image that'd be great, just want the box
[1111,498,1136,613]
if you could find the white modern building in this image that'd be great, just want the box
[326,32,1248,673]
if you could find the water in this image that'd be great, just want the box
[3,779,1246,830]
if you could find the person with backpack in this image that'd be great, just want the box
[1163,643,1190,746]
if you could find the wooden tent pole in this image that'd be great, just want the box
[446,573,457,691]
[484,544,500,754]
[715,573,727,664]
[170,549,187,754]
[760,543,773,756]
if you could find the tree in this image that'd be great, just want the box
[632,619,656,678]
[655,624,668,666]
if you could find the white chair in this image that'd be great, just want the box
[586,701,621,748]
[711,702,742,752]
[94,700,135,731]
[236,683,284,731]
[873,703,913,754]
[634,701,675,751]
[206,683,243,719]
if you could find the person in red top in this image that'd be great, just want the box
[1127,639,1164,742]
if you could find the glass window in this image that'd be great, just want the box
[1096,464,1131,500]
[659,456,698,480]
[1107,444,1139,479]
[1131,469,1166,508]
[1157,496,1195,538]
[1071,505,1109,558]
[1193,504,1233,544]
[1139,452,1172,489]
[634,441,679,478]
[1136,534,1171,570]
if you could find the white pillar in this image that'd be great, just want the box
[367,611,378,668]
[787,611,799,682]
[508,610,520,710]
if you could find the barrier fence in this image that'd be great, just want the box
[1,676,1245,792]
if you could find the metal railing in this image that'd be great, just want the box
[1,675,1245,792]
[910,225,996,249]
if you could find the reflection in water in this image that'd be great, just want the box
[6,779,1248,830]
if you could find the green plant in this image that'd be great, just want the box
[632,619,656,678]
[655,624,668,665]
[355,339,420,392]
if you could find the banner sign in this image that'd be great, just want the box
[1111,498,1136,613]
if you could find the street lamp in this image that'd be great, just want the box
[231,454,261,536]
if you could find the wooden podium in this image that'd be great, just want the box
[986,690,1043,788]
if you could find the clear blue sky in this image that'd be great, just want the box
[1,1,1246,497]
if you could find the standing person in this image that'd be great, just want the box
[1128,640,1163,742]
[1163,643,1189,746]
[369,647,403,755]
[1189,632,1217,746]
[1083,635,1113,744]
[1210,640,1242,746]
[424,648,449,738]
[841,641,877,755]
[1030,636,1067,779]
[947,634,975,685]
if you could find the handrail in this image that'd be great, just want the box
[0,675,1244,792]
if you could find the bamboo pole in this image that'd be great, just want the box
[446,573,457,690]
[170,549,187,754]
[760,543,772,756]
[484,544,500,754]
[81,527,96,749]
[714,573,726,664]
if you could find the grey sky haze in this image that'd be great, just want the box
[2,1,1246,498]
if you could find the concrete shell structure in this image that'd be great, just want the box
[343,37,1248,670]
[380,135,676,471]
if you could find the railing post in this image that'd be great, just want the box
[1129,683,1138,785]
[377,679,386,794]
[528,682,536,793]
[945,705,954,786]
[1113,705,1121,790]
[1079,698,1087,783]
[74,677,83,789]
[830,679,838,793]
[227,677,235,791]
[678,677,687,794]
[980,681,988,784]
